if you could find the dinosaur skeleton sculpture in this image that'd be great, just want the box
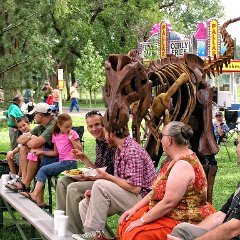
[103,17,240,203]
[104,17,240,165]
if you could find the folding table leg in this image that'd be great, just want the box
[2,198,28,240]
[0,196,4,229]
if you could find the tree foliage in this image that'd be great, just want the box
[0,0,225,104]
[74,40,105,106]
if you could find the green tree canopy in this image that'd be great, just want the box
[0,0,225,103]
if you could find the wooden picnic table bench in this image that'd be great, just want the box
[0,180,73,240]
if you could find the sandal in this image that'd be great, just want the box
[20,192,37,203]
[14,179,31,192]
[5,183,19,193]
[20,192,46,208]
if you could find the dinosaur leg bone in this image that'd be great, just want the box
[151,73,188,117]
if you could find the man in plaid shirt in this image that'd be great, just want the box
[72,125,156,240]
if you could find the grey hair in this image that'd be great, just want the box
[166,121,193,145]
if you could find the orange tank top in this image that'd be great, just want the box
[149,153,214,224]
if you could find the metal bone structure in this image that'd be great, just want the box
[103,17,240,166]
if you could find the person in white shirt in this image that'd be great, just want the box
[69,82,80,112]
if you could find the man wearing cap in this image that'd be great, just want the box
[213,111,229,144]
[12,102,57,192]
[6,95,24,150]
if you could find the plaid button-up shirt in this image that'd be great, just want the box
[95,139,115,175]
[114,136,156,197]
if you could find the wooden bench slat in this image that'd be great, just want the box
[0,182,73,240]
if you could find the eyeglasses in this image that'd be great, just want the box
[159,132,172,140]
[85,110,102,118]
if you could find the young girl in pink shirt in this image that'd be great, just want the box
[20,113,82,207]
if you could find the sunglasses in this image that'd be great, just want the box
[85,110,102,118]
[159,132,172,140]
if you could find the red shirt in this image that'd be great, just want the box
[114,136,156,197]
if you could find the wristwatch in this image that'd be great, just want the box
[139,217,145,225]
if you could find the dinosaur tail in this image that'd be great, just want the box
[203,16,240,78]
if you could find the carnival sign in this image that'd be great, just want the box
[169,40,190,56]
[207,18,220,57]
[159,21,167,58]
[222,60,240,72]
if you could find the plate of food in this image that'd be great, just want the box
[63,168,86,179]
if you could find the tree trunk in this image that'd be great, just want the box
[89,89,92,108]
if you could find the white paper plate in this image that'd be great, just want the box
[82,167,107,177]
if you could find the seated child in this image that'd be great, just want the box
[6,116,31,185]
[20,113,82,207]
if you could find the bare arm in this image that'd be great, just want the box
[6,147,20,159]
[197,211,226,230]
[33,144,58,157]
[27,135,47,149]
[69,130,82,151]
[71,149,96,168]
[17,133,46,149]
[142,160,194,223]
[122,160,195,233]
[119,191,151,224]
[196,218,240,240]
[12,146,20,155]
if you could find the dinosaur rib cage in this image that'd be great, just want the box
[145,63,197,141]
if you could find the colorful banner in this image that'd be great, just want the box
[159,21,167,58]
[207,19,220,57]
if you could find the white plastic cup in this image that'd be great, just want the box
[1,174,10,185]
[57,215,69,237]
[53,210,64,231]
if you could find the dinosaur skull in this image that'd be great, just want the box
[103,54,149,132]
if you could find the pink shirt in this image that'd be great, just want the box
[52,130,79,161]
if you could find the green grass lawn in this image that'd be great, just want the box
[0,116,239,238]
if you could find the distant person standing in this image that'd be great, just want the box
[23,89,33,104]
[42,82,53,103]
[25,97,36,122]
[70,82,80,112]
[52,86,60,114]
[6,95,24,150]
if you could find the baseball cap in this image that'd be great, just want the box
[215,111,223,116]
[29,103,51,115]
